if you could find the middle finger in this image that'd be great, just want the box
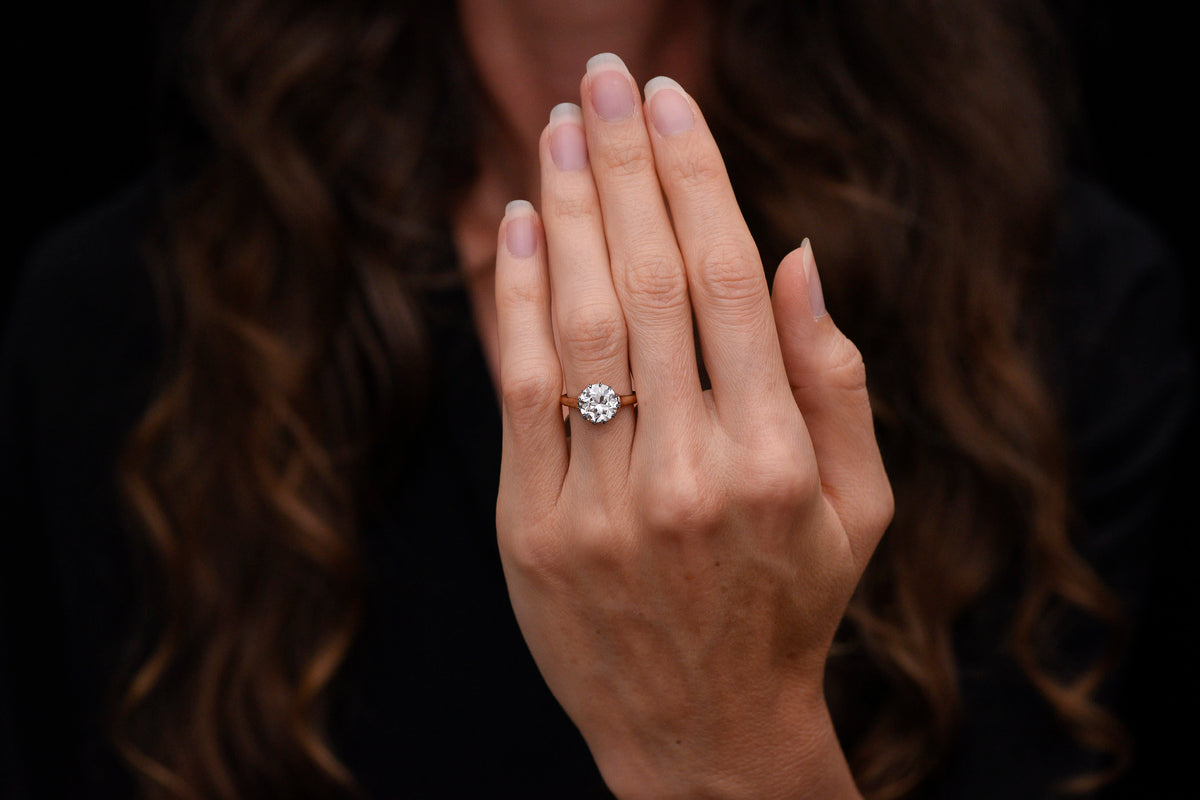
[581,53,704,438]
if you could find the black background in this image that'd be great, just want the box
[5,2,1196,796]
[6,3,1197,328]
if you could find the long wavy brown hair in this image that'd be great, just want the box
[116,1,1125,798]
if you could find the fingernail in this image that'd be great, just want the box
[801,238,826,319]
[548,103,588,171]
[505,200,536,259]
[644,77,694,136]
[586,53,635,121]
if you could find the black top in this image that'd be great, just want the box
[1,177,1194,799]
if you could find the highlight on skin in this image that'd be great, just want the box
[115,1,1126,797]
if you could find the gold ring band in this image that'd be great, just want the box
[558,394,637,409]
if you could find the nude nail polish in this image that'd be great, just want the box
[505,201,536,259]
[644,76,694,136]
[586,53,635,121]
[548,103,588,171]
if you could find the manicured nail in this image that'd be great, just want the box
[548,103,588,171]
[586,53,635,121]
[801,238,826,319]
[644,77,694,136]
[505,200,536,258]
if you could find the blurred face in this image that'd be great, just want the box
[455,0,711,98]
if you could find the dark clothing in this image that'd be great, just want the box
[1,177,1193,798]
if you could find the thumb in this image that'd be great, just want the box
[771,239,893,567]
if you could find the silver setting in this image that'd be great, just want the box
[577,383,621,424]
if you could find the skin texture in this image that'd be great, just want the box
[493,56,893,798]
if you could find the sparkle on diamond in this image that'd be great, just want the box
[578,383,620,424]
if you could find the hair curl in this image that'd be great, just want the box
[116,1,1125,797]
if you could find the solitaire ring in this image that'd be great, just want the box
[560,383,637,424]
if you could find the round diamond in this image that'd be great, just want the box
[577,383,620,424]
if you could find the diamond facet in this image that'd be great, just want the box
[577,383,620,424]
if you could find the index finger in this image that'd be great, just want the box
[642,76,795,430]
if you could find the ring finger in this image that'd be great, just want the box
[541,102,635,479]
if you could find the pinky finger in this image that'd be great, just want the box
[495,200,568,520]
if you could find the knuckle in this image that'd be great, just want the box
[623,255,689,311]
[665,148,726,187]
[548,188,596,224]
[500,364,560,421]
[640,467,719,535]
[696,238,765,307]
[741,445,816,510]
[598,138,655,177]
[558,303,626,364]
[824,336,868,394]
[496,496,564,577]
[496,269,546,312]
[502,525,564,577]
[868,476,896,534]
[571,518,632,571]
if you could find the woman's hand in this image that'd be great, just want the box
[493,54,892,800]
